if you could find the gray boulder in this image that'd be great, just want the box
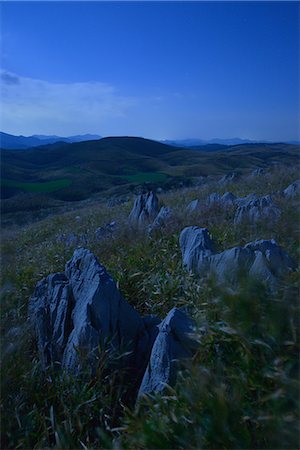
[138,307,197,397]
[234,194,281,225]
[206,192,221,207]
[128,192,159,228]
[207,239,296,288]
[219,172,240,186]
[179,227,296,289]
[220,192,237,207]
[62,248,148,373]
[251,168,265,177]
[234,193,258,207]
[244,239,297,278]
[179,226,216,273]
[150,206,172,231]
[186,199,201,213]
[282,180,300,198]
[29,248,150,374]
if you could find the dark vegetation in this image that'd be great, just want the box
[1,154,299,449]
[1,137,299,214]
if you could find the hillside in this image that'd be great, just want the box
[1,137,299,217]
[1,162,299,449]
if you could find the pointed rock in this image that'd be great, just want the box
[138,308,197,397]
[186,199,201,213]
[150,206,172,231]
[234,194,281,225]
[179,226,216,273]
[128,192,159,228]
[179,227,296,289]
[62,248,148,373]
[282,180,300,198]
[29,248,150,376]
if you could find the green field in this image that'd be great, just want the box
[2,178,72,193]
[121,172,167,183]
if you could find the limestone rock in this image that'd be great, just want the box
[220,192,237,207]
[186,199,201,213]
[206,192,221,207]
[179,227,296,289]
[282,180,300,198]
[150,206,172,231]
[234,194,281,225]
[128,192,159,228]
[138,308,197,397]
[219,172,240,185]
[28,273,73,369]
[234,193,258,207]
[208,239,296,288]
[251,168,265,177]
[29,248,150,375]
[179,226,216,273]
[62,248,148,373]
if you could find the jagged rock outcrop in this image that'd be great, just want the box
[128,192,159,228]
[234,193,258,207]
[218,172,240,185]
[251,168,265,177]
[179,227,296,289]
[186,199,201,213]
[29,249,198,399]
[282,180,300,198]
[206,192,221,207]
[179,227,216,273]
[149,206,172,231]
[138,307,197,397]
[234,194,281,225]
[220,192,237,207]
[29,249,149,374]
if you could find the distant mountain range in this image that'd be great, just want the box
[160,138,300,147]
[0,132,102,149]
[1,132,299,150]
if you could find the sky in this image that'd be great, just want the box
[0,1,299,141]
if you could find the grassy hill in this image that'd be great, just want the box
[1,137,299,216]
[1,163,299,449]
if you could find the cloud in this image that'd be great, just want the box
[0,71,138,135]
[1,72,20,85]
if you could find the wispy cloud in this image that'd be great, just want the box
[0,71,138,135]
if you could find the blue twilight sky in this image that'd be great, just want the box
[0,1,299,141]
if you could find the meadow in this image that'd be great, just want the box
[1,164,299,449]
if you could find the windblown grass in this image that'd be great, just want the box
[1,164,299,449]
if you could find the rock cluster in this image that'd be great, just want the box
[29,248,196,398]
[129,191,172,231]
[282,180,300,198]
[234,194,281,225]
[218,172,240,186]
[186,190,281,226]
[128,192,159,228]
[180,226,296,289]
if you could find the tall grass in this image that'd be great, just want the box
[1,165,299,449]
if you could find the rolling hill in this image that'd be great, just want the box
[1,136,299,213]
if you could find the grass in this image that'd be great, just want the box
[121,171,168,183]
[1,164,299,449]
[1,178,72,193]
